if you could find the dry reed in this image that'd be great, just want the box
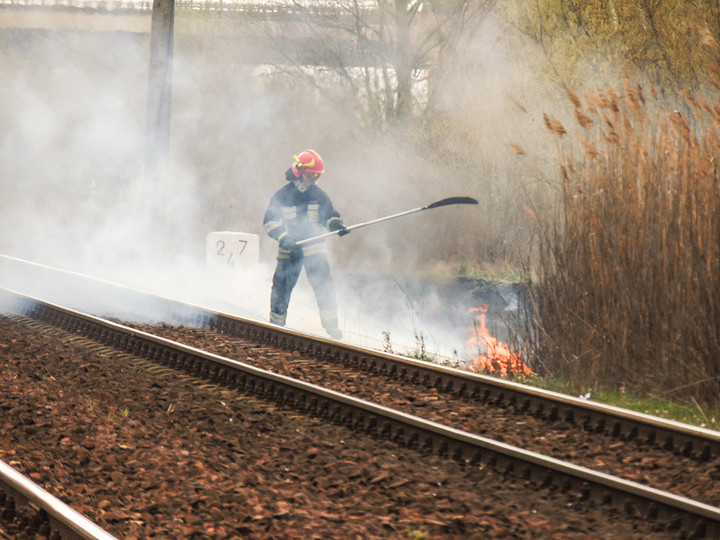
[526,81,720,405]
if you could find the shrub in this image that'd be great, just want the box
[526,81,720,405]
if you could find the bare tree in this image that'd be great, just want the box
[265,0,497,130]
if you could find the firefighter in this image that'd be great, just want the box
[263,149,349,339]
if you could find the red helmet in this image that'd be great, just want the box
[291,149,325,177]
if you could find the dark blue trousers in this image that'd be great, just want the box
[270,253,339,331]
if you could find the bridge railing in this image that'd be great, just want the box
[0,0,373,16]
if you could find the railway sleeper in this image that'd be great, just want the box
[0,492,52,539]
[453,381,468,398]
[7,294,720,538]
[364,416,379,437]
[351,412,367,432]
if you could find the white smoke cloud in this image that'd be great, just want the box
[0,4,554,364]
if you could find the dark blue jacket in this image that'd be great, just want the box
[264,177,343,258]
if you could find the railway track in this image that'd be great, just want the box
[139,321,720,506]
[0,457,117,539]
[1,280,720,537]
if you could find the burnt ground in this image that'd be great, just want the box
[0,315,679,538]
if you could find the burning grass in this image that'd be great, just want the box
[467,305,532,377]
[525,81,720,406]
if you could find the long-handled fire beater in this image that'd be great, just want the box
[296,196,478,246]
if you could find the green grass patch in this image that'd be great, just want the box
[523,376,720,431]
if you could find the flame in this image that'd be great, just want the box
[467,305,533,377]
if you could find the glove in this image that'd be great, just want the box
[329,219,350,237]
[279,234,297,250]
[279,234,303,258]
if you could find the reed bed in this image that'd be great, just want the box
[527,81,720,405]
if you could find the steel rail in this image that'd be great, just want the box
[212,312,720,461]
[1,287,719,537]
[0,459,117,539]
[1,254,719,462]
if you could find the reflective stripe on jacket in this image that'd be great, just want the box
[263,182,342,257]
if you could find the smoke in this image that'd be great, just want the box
[0,5,556,364]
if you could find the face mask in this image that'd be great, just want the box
[294,179,309,192]
[295,176,318,192]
